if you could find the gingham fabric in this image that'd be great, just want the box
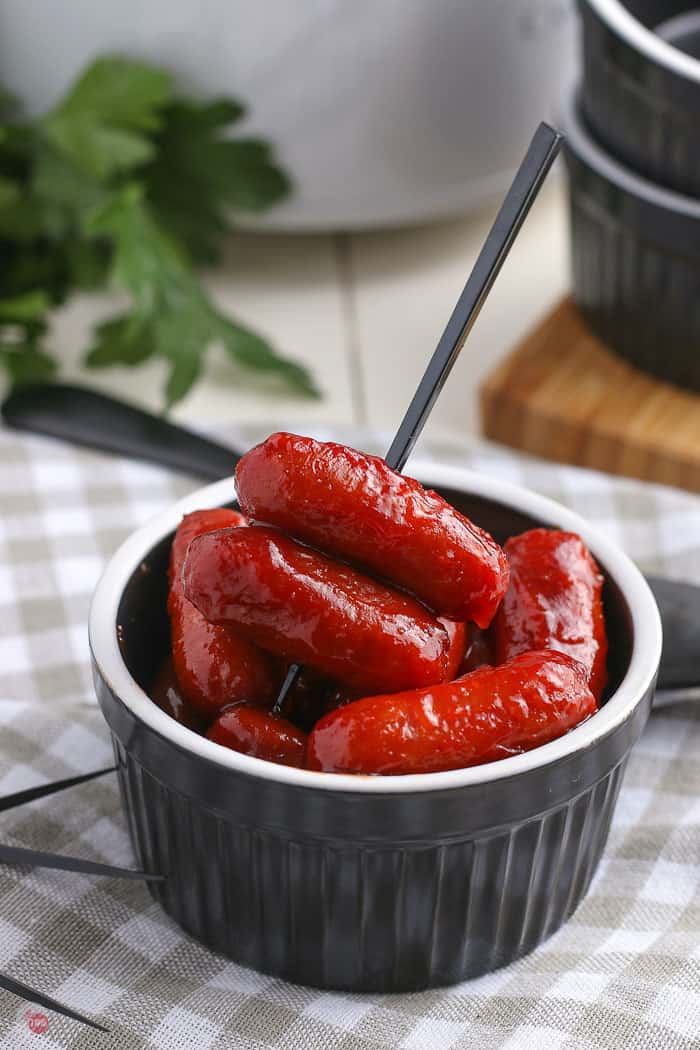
[0,420,699,1050]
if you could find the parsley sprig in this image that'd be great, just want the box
[0,57,319,407]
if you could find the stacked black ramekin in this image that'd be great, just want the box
[564,2,700,390]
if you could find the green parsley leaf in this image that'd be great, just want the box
[0,54,316,404]
[0,174,19,209]
[1,341,57,384]
[142,99,290,262]
[163,340,204,408]
[0,291,56,385]
[42,57,171,179]
[31,143,109,234]
[0,290,50,323]
[0,239,72,302]
[87,185,317,408]
[84,315,154,368]
[219,319,319,398]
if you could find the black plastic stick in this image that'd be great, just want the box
[272,122,563,715]
[0,767,116,814]
[384,123,563,470]
[0,766,162,880]
[0,970,109,1033]
[0,767,163,881]
[0,766,160,1025]
[0,843,163,882]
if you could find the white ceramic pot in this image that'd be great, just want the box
[0,0,577,229]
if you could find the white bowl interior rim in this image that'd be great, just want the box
[89,462,662,795]
[562,90,700,218]
[587,0,700,83]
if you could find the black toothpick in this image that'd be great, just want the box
[0,766,162,881]
[0,843,164,882]
[0,767,116,814]
[0,970,109,1033]
[0,767,164,1028]
[272,122,563,715]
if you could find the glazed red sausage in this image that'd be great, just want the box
[493,529,608,700]
[150,656,205,732]
[235,433,509,626]
[168,510,280,718]
[441,619,468,680]
[169,508,248,592]
[208,705,307,767]
[307,650,597,775]
[183,524,451,695]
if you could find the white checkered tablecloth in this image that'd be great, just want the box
[0,421,699,1050]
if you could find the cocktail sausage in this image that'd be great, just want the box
[307,650,596,775]
[184,524,452,695]
[235,433,509,626]
[168,510,280,717]
[494,529,608,699]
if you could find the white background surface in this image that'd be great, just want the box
[46,175,569,441]
[0,0,576,228]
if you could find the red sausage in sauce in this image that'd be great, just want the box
[307,650,597,775]
[183,524,452,695]
[493,529,608,700]
[168,510,280,718]
[235,433,509,626]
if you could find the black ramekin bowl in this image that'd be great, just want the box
[562,89,700,392]
[578,0,700,197]
[89,464,661,992]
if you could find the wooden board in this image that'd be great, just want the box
[480,298,700,493]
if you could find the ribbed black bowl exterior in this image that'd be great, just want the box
[579,1,700,198]
[94,672,653,992]
[564,97,700,391]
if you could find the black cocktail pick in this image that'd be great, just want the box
[0,843,164,882]
[0,971,109,1033]
[0,767,165,1031]
[272,121,564,714]
[0,766,116,813]
[0,767,164,881]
